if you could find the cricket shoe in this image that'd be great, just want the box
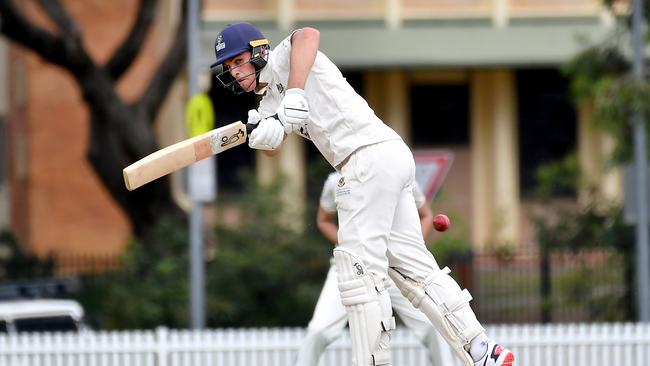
[474,342,515,366]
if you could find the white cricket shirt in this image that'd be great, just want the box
[256,34,402,168]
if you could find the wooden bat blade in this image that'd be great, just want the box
[123,121,247,191]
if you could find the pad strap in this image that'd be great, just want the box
[388,267,483,366]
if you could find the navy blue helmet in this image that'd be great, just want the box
[210,22,269,94]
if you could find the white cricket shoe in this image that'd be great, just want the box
[474,342,515,366]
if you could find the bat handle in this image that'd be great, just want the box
[245,123,257,135]
[245,114,279,135]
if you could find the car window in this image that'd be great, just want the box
[13,316,78,332]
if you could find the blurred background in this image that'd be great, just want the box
[0,0,646,339]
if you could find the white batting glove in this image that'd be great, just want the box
[251,107,299,135]
[276,88,309,126]
[248,116,285,150]
[247,109,262,125]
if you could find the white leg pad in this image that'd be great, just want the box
[334,248,394,366]
[388,267,484,366]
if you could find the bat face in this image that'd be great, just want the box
[123,121,249,191]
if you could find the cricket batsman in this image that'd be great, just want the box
[210,22,516,366]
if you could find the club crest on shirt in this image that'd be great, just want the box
[276,83,285,95]
[335,176,351,198]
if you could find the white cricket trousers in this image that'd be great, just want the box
[336,139,440,285]
[334,139,485,366]
[294,260,453,366]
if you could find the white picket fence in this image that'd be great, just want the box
[1,323,650,366]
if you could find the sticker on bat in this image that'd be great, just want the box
[220,128,245,148]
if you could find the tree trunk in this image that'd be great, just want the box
[77,69,185,247]
[0,0,188,247]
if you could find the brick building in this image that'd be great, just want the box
[2,0,185,257]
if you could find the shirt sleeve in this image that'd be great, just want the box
[319,173,339,213]
[273,34,293,74]
[413,182,427,209]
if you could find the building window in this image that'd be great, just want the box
[517,69,577,197]
[410,84,470,147]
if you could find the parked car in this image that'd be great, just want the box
[0,299,87,333]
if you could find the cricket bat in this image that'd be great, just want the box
[123,121,256,191]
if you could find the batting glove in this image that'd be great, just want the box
[248,116,285,150]
[249,108,298,135]
[247,109,262,125]
[276,88,309,126]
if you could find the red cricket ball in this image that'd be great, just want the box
[433,214,450,232]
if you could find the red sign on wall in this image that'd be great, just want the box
[413,149,454,202]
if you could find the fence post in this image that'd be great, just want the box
[540,247,551,323]
[156,327,168,366]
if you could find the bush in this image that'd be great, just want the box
[533,204,635,321]
[207,175,330,327]
[0,230,54,280]
[77,175,331,329]
[76,219,190,329]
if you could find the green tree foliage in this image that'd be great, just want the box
[76,220,190,329]
[532,204,635,320]
[555,2,647,317]
[534,204,633,253]
[563,2,650,162]
[563,46,628,101]
[591,77,650,161]
[76,174,331,329]
[534,152,580,198]
[0,231,54,280]
[531,147,634,320]
[206,175,330,327]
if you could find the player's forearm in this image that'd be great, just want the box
[418,205,434,239]
[317,206,339,245]
[262,149,280,157]
[421,218,433,239]
[288,28,320,89]
[260,134,288,156]
[318,221,339,245]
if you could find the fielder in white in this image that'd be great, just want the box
[295,172,453,366]
[210,22,516,366]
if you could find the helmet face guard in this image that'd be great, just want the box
[211,42,269,94]
[209,22,269,94]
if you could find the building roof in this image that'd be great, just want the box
[201,18,616,68]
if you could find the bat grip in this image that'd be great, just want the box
[245,123,257,135]
[245,114,279,135]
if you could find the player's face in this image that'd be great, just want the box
[223,51,257,93]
